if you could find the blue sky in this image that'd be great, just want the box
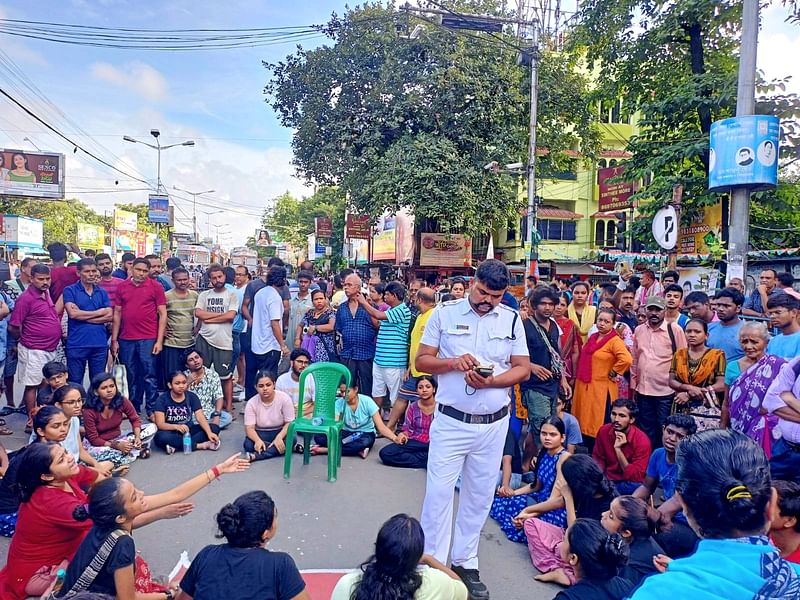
[0,0,797,247]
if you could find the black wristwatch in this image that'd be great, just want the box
[164,589,175,600]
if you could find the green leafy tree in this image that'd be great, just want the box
[572,0,800,251]
[266,2,599,237]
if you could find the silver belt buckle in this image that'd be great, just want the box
[470,413,485,424]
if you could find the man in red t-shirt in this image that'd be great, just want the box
[111,258,167,416]
[46,242,78,302]
[592,398,652,495]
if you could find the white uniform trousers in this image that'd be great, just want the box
[420,411,508,569]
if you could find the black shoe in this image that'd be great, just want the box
[452,565,489,600]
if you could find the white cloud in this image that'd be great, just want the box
[90,61,169,102]
[758,5,800,95]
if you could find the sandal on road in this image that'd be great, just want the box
[0,426,12,435]
[0,407,14,417]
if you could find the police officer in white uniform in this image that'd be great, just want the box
[416,260,530,599]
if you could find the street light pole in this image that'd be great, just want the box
[525,22,540,280]
[727,0,759,282]
[173,186,215,243]
[122,131,195,194]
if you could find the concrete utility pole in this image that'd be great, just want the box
[523,19,540,280]
[727,0,759,282]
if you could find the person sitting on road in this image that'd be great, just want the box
[176,490,310,600]
[36,360,69,406]
[379,375,437,469]
[82,372,156,467]
[312,381,399,459]
[275,348,316,418]
[490,415,570,543]
[184,347,233,430]
[553,518,634,600]
[331,513,468,600]
[514,454,617,586]
[243,370,295,462]
[35,386,115,479]
[630,429,800,599]
[57,454,250,599]
[592,398,652,495]
[152,371,221,454]
[632,414,699,559]
[771,480,800,563]
[601,495,663,588]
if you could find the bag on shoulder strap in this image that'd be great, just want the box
[45,529,128,599]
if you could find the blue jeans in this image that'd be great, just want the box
[119,339,158,414]
[66,345,107,386]
[770,437,800,481]
[231,331,242,381]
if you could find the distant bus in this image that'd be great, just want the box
[175,244,211,268]
[230,246,259,270]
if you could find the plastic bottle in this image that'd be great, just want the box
[51,568,67,593]
[182,431,192,454]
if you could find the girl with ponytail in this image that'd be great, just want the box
[176,491,309,600]
[555,518,633,600]
[601,495,662,587]
[331,514,467,600]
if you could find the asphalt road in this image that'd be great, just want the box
[0,405,558,600]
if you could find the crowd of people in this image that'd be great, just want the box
[0,243,798,599]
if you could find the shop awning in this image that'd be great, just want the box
[538,206,584,220]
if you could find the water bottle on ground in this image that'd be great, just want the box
[182,431,192,454]
[51,568,66,593]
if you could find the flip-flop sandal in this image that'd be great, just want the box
[293,443,304,454]
[111,465,129,477]
[0,407,14,417]
[0,426,12,435]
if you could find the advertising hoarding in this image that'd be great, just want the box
[597,166,634,212]
[372,209,415,263]
[255,229,271,247]
[0,149,65,200]
[147,195,169,224]
[2,215,44,248]
[77,223,105,249]
[346,214,371,239]
[679,202,723,255]
[315,217,333,239]
[114,209,138,232]
[709,115,779,191]
[419,234,473,267]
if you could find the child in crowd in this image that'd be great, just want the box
[153,371,221,454]
[554,519,634,600]
[36,360,69,406]
[515,454,617,586]
[178,490,309,600]
[771,480,800,563]
[632,413,699,558]
[331,513,467,600]
[243,370,295,462]
[379,375,436,469]
[35,386,115,479]
[601,495,663,587]
[490,416,570,542]
[82,372,156,467]
[312,382,400,459]
[556,396,582,453]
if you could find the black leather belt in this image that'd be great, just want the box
[438,404,508,425]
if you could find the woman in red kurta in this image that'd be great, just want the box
[0,442,97,600]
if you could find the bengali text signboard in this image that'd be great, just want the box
[419,234,473,267]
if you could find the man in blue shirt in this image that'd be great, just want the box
[767,292,800,359]
[743,268,784,318]
[336,273,377,397]
[111,252,134,280]
[707,287,745,362]
[62,258,113,384]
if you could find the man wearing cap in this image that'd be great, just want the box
[416,259,530,599]
[631,295,686,449]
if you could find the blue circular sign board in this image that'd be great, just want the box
[708,115,779,191]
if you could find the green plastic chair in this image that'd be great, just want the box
[283,361,351,482]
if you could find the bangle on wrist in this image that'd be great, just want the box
[447,358,455,370]
[212,465,221,479]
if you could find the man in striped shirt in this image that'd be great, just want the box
[356,281,411,417]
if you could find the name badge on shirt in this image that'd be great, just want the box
[447,324,471,334]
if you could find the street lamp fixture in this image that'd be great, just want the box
[173,186,215,243]
[122,131,195,192]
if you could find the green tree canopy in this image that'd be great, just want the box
[266,2,599,237]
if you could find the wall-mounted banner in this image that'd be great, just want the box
[709,115,779,191]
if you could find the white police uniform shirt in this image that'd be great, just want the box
[420,298,527,415]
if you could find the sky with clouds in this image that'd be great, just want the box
[0,1,797,248]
